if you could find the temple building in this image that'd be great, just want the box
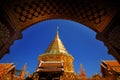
[0,0,120,79]
[101,60,120,80]
[27,30,80,80]
[1,29,119,80]
[0,63,15,80]
[0,63,26,80]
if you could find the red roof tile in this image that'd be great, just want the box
[102,60,120,73]
[0,63,15,77]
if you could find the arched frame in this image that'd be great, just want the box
[0,0,120,61]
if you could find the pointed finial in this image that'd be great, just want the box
[80,64,83,68]
[57,26,59,33]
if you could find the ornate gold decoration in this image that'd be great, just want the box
[45,30,68,54]
[38,30,74,72]
[108,26,120,49]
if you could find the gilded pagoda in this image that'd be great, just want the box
[28,29,80,80]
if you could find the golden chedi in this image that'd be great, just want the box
[36,29,79,80]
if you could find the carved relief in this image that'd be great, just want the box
[14,0,106,24]
[0,22,10,47]
[108,26,120,49]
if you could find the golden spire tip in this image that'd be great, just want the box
[57,26,59,32]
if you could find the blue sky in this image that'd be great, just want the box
[0,19,115,77]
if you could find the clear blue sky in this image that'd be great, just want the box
[0,19,115,77]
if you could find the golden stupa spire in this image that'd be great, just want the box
[45,27,68,54]
[56,26,59,39]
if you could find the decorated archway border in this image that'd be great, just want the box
[0,0,120,61]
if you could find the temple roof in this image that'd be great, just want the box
[45,30,68,54]
[0,63,15,77]
[101,60,120,73]
[36,61,64,72]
